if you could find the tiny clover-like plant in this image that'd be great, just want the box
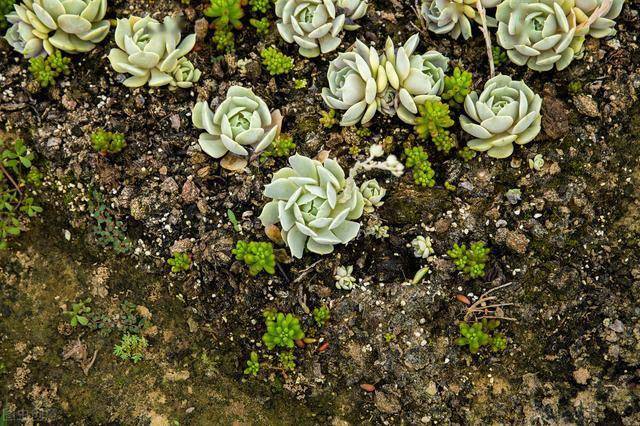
[64,298,92,327]
[244,351,260,376]
[262,312,305,350]
[89,191,132,254]
[447,242,490,279]
[168,252,191,273]
[404,147,436,188]
[261,46,294,76]
[232,241,276,276]
[313,306,330,327]
[114,333,148,363]
[91,129,127,155]
[205,0,246,29]
[260,134,296,161]
[442,67,472,105]
[28,50,71,88]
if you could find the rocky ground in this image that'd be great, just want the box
[1,0,640,424]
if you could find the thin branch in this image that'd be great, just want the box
[476,0,495,78]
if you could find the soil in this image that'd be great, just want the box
[1,0,640,424]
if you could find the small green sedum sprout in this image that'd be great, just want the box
[447,241,490,279]
[244,351,260,375]
[456,322,490,353]
[28,50,70,88]
[205,0,246,29]
[442,67,473,105]
[91,129,126,155]
[168,252,191,273]
[460,75,542,159]
[261,46,294,75]
[404,147,436,187]
[232,241,276,275]
[313,306,330,327]
[262,312,305,350]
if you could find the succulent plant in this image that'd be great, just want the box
[259,154,365,258]
[460,75,542,158]
[204,0,245,30]
[262,312,305,350]
[108,16,200,88]
[5,0,110,57]
[321,38,387,126]
[411,235,434,258]
[359,179,385,213]
[381,34,449,124]
[420,0,499,40]
[192,86,279,160]
[334,265,356,290]
[275,0,368,58]
[574,0,625,38]
[496,0,586,71]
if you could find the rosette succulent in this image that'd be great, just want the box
[420,0,499,40]
[496,0,586,71]
[259,154,365,258]
[460,75,542,158]
[108,16,200,88]
[359,179,385,213]
[5,0,110,57]
[275,0,368,58]
[574,0,625,38]
[321,38,387,126]
[381,34,449,124]
[192,86,279,160]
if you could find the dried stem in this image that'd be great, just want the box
[476,0,495,78]
[464,282,516,322]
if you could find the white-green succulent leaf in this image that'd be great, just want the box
[460,75,542,159]
[420,0,498,40]
[496,0,586,71]
[193,86,278,161]
[259,154,365,258]
[5,0,109,57]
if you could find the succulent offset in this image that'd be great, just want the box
[420,0,500,40]
[496,0,587,72]
[5,0,110,57]
[274,0,369,58]
[259,154,365,258]
[359,179,385,213]
[411,235,434,258]
[192,86,279,161]
[108,16,201,89]
[460,75,542,158]
[381,34,449,124]
[321,38,386,126]
[574,0,625,38]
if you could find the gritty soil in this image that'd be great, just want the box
[1,0,640,424]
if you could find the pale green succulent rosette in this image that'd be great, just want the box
[192,86,278,160]
[275,0,347,58]
[574,0,625,38]
[496,0,585,72]
[420,0,499,40]
[460,75,542,159]
[169,57,202,90]
[337,0,369,29]
[381,33,449,124]
[321,38,388,126]
[5,0,110,57]
[259,154,365,258]
[108,16,198,88]
[360,179,385,213]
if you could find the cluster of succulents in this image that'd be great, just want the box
[90,129,126,155]
[259,154,368,258]
[232,240,276,275]
[192,86,280,164]
[447,241,490,279]
[404,146,436,187]
[460,75,542,158]
[262,312,305,349]
[5,0,110,57]
[260,134,296,161]
[261,46,294,75]
[456,319,506,353]
[108,16,201,89]
[415,99,456,153]
[322,33,453,127]
[420,0,500,41]
[275,0,369,58]
[28,49,69,87]
[496,0,625,71]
